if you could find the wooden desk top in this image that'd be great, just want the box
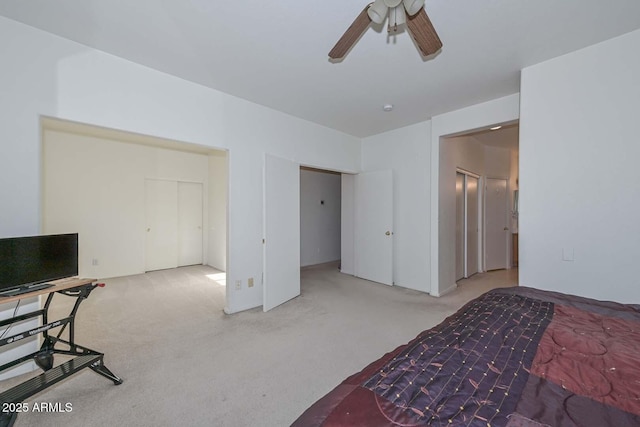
[0,277,96,304]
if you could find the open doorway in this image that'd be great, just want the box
[40,117,228,286]
[442,123,519,286]
[299,167,342,269]
[263,160,349,312]
[265,159,393,311]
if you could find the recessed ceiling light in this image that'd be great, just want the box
[383,104,394,112]
[490,126,502,130]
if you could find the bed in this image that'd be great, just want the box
[292,287,640,426]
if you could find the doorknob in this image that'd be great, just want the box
[385,231,391,236]
[503,227,509,231]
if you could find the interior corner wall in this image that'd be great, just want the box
[0,16,361,320]
[300,169,341,267]
[361,121,431,293]
[519,29,640,303]
[208,151,227,271]
[431,94,520,296]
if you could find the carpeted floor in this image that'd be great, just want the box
[1,263,516,426]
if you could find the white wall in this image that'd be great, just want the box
[431,94,520,296]
[300,169,341,267]
[520,29,640,303]
[442,135,485,177]
[340,174,355,275]
[484,145,512,179]
[361,122,431,292]
[208,151,228,271]
[0,16,361,317]
[42,129,213,279]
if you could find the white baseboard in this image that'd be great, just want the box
[431,283,457,297]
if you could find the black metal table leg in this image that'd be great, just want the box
[90,358,123,385]
[0,280,123,415]
[0,411,17,427]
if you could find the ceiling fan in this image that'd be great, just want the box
[329,0,442,60]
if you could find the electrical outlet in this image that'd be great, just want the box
[92,259,99,266]
[248,277,254,288]
[235,280,241,290]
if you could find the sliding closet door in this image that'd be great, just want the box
[145,179,204,271]
[455,173,465,281]
[145,179,179,271]
[178,182,203,267]
[466,176,479,277]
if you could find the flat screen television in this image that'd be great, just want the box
[0,233,78,295]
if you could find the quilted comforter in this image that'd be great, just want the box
[292,287,640,426]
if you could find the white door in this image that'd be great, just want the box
[354,170,393,285]
[145,179,178,271]
[466,176,479,277]
[178,182,203,267]
[485,178,508,270]
[263,154,300,312]
[455,173,465,281]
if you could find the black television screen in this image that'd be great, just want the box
[0,233,78,292]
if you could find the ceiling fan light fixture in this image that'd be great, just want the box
[368,0,389,24]
[403,0,425,16]
[388,5,406,32]
[383,0,402,7]
[329,0,441,60]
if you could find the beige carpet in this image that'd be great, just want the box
[1,263,516,426]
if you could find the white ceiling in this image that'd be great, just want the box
[2,1,640,138]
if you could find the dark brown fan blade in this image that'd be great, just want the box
[329,4,372,59]
[406,7,442,57]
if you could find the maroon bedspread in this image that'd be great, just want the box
[292,287,640,426]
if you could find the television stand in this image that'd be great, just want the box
[0,277,122,427]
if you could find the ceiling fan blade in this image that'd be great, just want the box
[329,5,372,59]
[406,7,442,57]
